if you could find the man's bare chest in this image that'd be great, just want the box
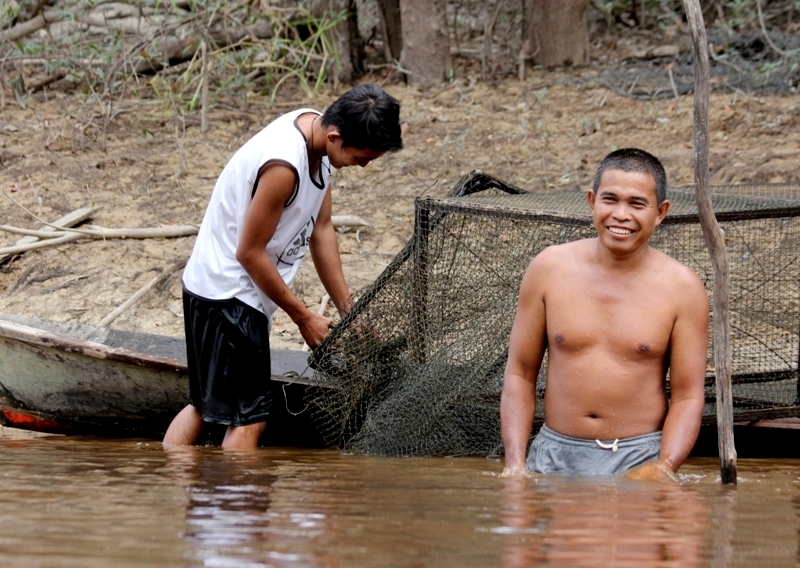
[544,280,675,357]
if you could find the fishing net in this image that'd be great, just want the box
[306,171,800,457]
[595,29,800,99]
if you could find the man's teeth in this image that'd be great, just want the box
[608,227,633,235]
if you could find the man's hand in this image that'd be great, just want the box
[296,310,333,349]
[623,460,679,482]
[500,465,532,479]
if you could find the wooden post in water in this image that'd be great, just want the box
[681,0,737,484]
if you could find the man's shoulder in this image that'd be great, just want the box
[533,239,592,264]
[649,248,707,294]
[526,239,592,278]
[536,239,592,260]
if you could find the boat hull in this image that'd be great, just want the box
[0,314,324,446]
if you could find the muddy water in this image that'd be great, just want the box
[0,430,798,567]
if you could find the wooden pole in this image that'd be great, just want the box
[681,0,737,484]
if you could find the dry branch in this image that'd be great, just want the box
[331,215,370,228]
[0,9,61,43]
[82,224,198,239]
[0,216,364,257]
[98,259,187,327]
[129,19,273,74]
[0,225,199,256]
[0,206,96,265]
[682,0,737,485]
[0,232,85,256]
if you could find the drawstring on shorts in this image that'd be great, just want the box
[595,438,619,452]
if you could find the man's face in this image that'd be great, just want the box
[326,132,384,169]
[587,168,670,256]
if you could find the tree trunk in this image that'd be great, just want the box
[399,0,451,86]
[523,0,588,67]
[376,0,402,62]
[310,0,364,84]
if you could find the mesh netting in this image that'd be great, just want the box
[306,171,800,457]
[595,29,800,98]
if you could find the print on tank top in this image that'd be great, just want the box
[276,216,315,267]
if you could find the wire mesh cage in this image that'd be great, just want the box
[306,170,800,457]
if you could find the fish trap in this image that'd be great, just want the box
[306,171,800,457]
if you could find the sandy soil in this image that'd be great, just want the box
[0,66,797,349]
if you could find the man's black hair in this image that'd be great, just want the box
[592,148,668,204]
[321,84,403,153]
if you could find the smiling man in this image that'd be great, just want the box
[163,84,403,450]
[501,148,709,480]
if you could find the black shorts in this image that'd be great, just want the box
[183,288,273,426]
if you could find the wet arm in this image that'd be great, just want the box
[236,164,331,347]
[309,189,352,316]
[501,261,548,473]
[659,276,709,473]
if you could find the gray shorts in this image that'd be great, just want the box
[526,424,662,476]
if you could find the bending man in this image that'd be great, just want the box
[164,85,404,450]
[501,148,708,479]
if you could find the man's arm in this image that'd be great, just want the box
[309,188,352,317]
[501,257,549,474]
[629,269,708,480]
[236,163,331,348]
[659,271,709,471]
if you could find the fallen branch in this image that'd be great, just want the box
[331,215,370,228]
[0,216,363,256]
[0,233,84,256]
[631,45,680,59]
[0,205,96,265]
[0,225,199,256]
[0,9,61,43]
[98,259,187,328]
[82,224,199,239]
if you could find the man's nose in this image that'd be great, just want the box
[611,203,632,219]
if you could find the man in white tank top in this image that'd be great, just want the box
[164,85,404,449]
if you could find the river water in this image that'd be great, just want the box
[0,428,798,567]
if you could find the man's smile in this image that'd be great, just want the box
[607,226,634,235]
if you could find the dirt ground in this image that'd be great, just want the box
[0,62,798,349]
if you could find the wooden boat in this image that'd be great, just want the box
[0,313,324,446]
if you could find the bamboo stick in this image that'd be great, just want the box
[681,0,737,484]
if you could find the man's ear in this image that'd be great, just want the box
[586,190,596,210]
[326,129,342,144]
[655,199,671,226]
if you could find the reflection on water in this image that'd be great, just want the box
[499,476,711,567]
[0,428,799,567]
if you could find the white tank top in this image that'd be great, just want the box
[182,109,331,323]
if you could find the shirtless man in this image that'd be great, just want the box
[500,148,708,479]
